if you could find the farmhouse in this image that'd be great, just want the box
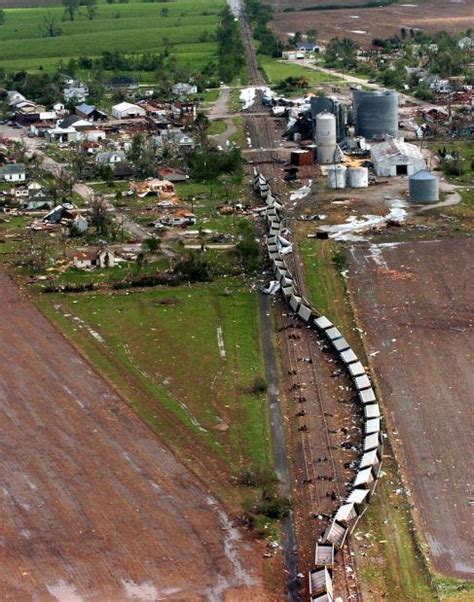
[73,248,116,269]
[0,164,26,183]
[112,102,146,119]
[371,137,426,176]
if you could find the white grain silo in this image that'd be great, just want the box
[327,165,347,189]
[347,167,369,188]
[316,112,338,165]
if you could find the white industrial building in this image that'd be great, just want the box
[111,102,146,119]
[371,137,426,176]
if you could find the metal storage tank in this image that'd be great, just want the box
[327,165,347,189]
[409,170,439,203]
[311,96,347,141]
[353,90,398,139]
[347,166,369,188]
[316,112,338,165]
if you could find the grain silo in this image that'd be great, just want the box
[316,112,338,165]
[311,96,347,141]
[327,165,347,189]
[408,170,439,203]
[353,90,398,139]
[347,167,369,188]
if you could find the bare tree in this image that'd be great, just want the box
[42,12,61,37]
[62,0,80,22]
[84,0,98,21]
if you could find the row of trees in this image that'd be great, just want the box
[245,0,282,57]
[217,7,245,82]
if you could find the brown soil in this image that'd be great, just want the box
[0,269,276,601]
[270,0,474,47]
[347,237,474,580]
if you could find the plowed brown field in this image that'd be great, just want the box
[0,269,272,601]
[269,0,474,47]
[347,238,474,580]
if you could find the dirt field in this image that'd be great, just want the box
[347,237,474,580]
[270,0,474,46]
[0,269,273,601]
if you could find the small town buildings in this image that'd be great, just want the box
[131,178,176,199]
[161,209,197,227]
[107,76,138,90]
[21,189,54,210]
[75,103,108,121]
[112,102,146,119]
[0,164,26,182]
[158,166,189,182]
[73,248,115,269]
[371,137,426,176]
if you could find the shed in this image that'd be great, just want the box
[360,449,381,474]
[346,488,370,512]
[371,137,426,176]
[112,102,146,119]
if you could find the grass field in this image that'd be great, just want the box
[0,0,225,73]
[38,279,272,502]
[259,56,342,86]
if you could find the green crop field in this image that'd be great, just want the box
[0,0,225,73]
[38,279,272,504]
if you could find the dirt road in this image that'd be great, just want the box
[348,238,474,580]
[0,269,271,601]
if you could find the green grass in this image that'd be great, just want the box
[38,279,272,502]
[259,56,343,87]
[0,0,225,73]
[207,119,227,135]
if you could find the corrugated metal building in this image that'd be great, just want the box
[371,137,426,176]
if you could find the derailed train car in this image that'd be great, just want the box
[255,169,384,599]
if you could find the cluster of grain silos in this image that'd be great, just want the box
[353,89,398,139]
[327,165,369,189]
[408,170,439,203]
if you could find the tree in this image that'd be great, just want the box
[84,0,98,21]
[325,37,358,69]
[0,9,5,26]
[142,237,161,254]
[90,196,114,237]
[292,31,302,45]
[306,29,317,44]
[42,12,61,38]
[62,0,80,21]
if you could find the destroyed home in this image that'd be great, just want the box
[75,104,108,122]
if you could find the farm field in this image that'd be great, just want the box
[347,238,474,582]
[268,0,474,47]
[0,0,225,73]
[38,278,273,502]
[0,267,271,601]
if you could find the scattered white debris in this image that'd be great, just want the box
[217,326,226,359]
[239,86,272,110]
[290,180,313,202]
